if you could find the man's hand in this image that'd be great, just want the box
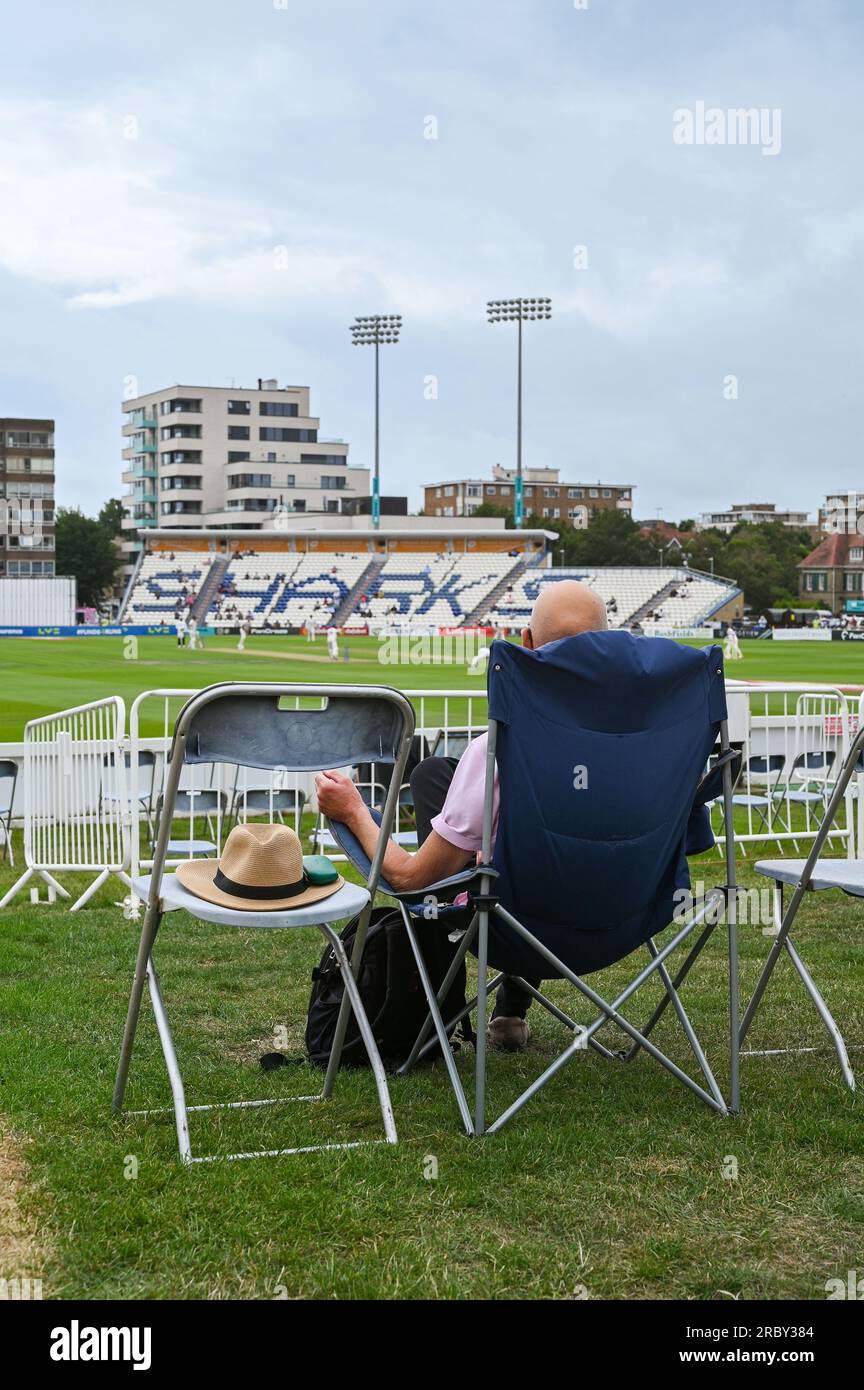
[314,769,365,825]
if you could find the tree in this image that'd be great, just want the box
[55,508,120,608]
[98,497,124,537]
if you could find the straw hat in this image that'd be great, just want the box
[176,823,343,911]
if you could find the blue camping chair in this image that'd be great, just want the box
[331,633,740,1136]
[112,681,415,1163]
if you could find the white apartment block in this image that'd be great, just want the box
[697,502,812,533]
[121,378,368,568]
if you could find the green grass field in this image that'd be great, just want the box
[0,632,862,1300]
[0,632,862,741]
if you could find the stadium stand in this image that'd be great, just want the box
[343,551,525,627]
[122,551,218,625]
[122,544,739,635]
[207,551,372,629]
[493,567,738,631]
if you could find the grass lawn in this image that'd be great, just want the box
[0,633,862,1300]
[0,832,861,1300]
[0,632,862,741]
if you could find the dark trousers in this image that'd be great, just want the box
[409,755,539,1019]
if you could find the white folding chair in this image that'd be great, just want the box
[112,681,415,1163]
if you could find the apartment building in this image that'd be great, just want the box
[819,491,864,533]
[697,502,812,533]
[121,379,367,570]
[0,417,56,577]
[423,465,633,525]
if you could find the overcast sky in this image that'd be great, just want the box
[1,0,862,521]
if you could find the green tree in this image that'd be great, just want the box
[55,508,120,608]
[98,497,124,537]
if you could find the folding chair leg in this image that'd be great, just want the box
[399,907,475,1136]
[113,899,163,1113]
[475,907,490,1136]
[784,936,855,1092]
[397,915,478,1075]
[321,898,374,1100]
[147,955,193,1163]
[619,919,716,1062]
[646,940,726,1110]
[323,924,398,1143]
[412,975,504,1065]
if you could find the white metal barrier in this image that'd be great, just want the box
[3,682,859,918]
[713,684,856,856]
[0,697,131,912]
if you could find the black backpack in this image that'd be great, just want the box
[305,905,473,1069]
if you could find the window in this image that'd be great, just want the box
[259,401,299,416]
[435,488,441,498]
[602,489,611,498]
[227,400,251,414]
[160,499,202,515]
[300,454,345,466]
[161,425,201,440]
[228,426,250,440]
[485,486,495,495]
[5,432,53,448]
[543,488,557,498]
[850,546,864,563]
[589,488,598,498]
[567,488,583,499]
[445,486,454,496]
[467,486,481,498]
[259,428,316,442]
[225,497,276,512]
[227,474,272,489]
[844,572,863,593]
[227,452,250,463]
[161,476,202,491]
[160,398,201,414]
[805,572,827,592]
[321,475,346,489]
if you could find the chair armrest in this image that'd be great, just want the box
[326,814,496,904]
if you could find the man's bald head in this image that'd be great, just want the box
[523,579,607,650]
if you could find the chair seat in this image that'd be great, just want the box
[133,873,371,926]
[784,790,827,804]
[755,858,864,897]
[165,838,218,856]
[312,827,418,850]
[732,794,771,807]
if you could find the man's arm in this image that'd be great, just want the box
[314,770,472,893]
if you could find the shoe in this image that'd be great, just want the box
[488,1016,530,1052]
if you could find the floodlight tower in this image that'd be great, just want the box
[486,297,552,528]
[349,313,402,529]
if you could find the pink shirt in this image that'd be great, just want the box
[430,732,499,856]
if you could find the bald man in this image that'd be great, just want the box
[315,580,608,1051]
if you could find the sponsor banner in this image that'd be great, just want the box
[643,625,715,640]
[773,628,833,641]
[0,624,173,638]
[833,627,864,642]
[439,626,495,637]
[341,624,369,635]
